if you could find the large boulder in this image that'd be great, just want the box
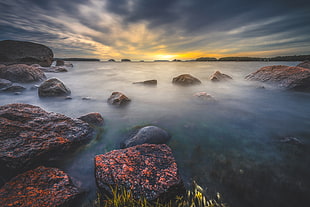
[0,166,82,207]
[297,60,310,69]
[38,78,71,97]
[95,144,184,201]
[245,65,310,91]
[0,40,53,67]
[121,126,171,148]
[172,74,201,86]
[209,71,232,81]
[0,64,46,83]
[0,103,94,171]
[78,112,104,127]
[107,91,131,105]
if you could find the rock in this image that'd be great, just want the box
[121,126,171,148]
[38,66,68,73]
[193,92,216,104]
[0,166,82,207]
[0,40,53,67]
[38,78,71,97]
[108,59,115,62]
[1,83,26,92]
[297,60,310,69]
[0,103,94,170]
[0,64,5,68]
[172,74,201,86]
[82,97,91,100]
[64,62,73,67]
[209,71,232,81]
[78,112,104,127]
[279,137,303,145]
[245,65,310,91]
[95,144,184,201]
[56,59,65,66]
[0,64,46,83]
[0,78,12,89]
[133,79,157,85]
[107,92,131,105]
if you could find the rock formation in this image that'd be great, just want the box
[172,74,201,86]
[78,112,104,127]
[107,92,131,105]
[0,40,53,67]
[0,64,46,82]
[38,78,71,97]
[209,71,232,81]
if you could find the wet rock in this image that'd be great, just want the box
[0,78,12,89]
[78,112,104,127]
[107,92,131,105]
[172,74,201,86]
[0,166,82,207]
[193,92,216,104]
[95,144,184,201]
[38,66,68,73]
[121,126,171,148]
[38,78,71,97]
[209,71,232,81]
[56,59,65,66]
[0,40,53,67]
[1,83,26,92]
[133,79,157,85]
[0,103,94,170]
[297,60,310,69]
[245,65,310,91]
[0,64,46,83]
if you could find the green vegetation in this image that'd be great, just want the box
[196,57,217,61]
[88,181,227,207]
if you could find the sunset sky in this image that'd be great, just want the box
[1,0,310,60]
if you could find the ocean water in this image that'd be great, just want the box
[1,61,309,207]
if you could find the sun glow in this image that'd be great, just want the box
[154,54,176,60]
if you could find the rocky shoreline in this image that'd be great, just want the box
[1,40,310,206]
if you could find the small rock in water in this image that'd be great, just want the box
[38,78,71,97]
[82,97,91,100]
[193,92,216,104]
[78,112,104,126]
[209,71,232,81]
[172,74,201,86]
[65,96,72,100]
[107,92,131,105]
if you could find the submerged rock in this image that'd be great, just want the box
[0,166,82,207]
[0,40,53,67]
[209,71,232,81]
[95,144,184,201]
[245,65,310,91]
[37,66,68,73]
[121,126,171,148]
[56,59,65,66]
[1,83,26,92]
[107,92,131,105]
[193,92,216,104]
[0,64,46,83]
[78,112,104,127]
[38,78,71,97]
[172,74,201,86]
[297,60,310,69]
[0,103,94,170]
[0,78,12,89]
[133,79,157,85]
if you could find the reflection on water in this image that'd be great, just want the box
[1,61,309,207]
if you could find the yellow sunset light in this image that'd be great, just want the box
[155,54,176,60]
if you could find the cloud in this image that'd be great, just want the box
[0,0,309,59]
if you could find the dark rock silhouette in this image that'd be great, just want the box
[0,103,94,170]
[120,126,171,148]
[107,92,131,105]
[38,78,71,97]
[209,71,232,81]
[245,65,310,91]
[0,40,53,67]
[95,144,184,201]
[172,74,201,86]
[0,64,46,83]
[0,166,82,207]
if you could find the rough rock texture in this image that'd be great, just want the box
[107,91,131,105]
[0,64,46,83]
[1,83,26,92]
[95,144,184,201]
[0,78,12,89]
[37,66,68,73]
[0,40,53,67]
[56,59,65,66]
[209,71,232,81]
[38,78,71,97]
[133,79,157,85]
[172,74,201,86]
[0,103,94,170]
[245,65,310,91]
[121,126,171,148]
[297,60,310,69]
[78,112,104,126]
[0,166,81,207]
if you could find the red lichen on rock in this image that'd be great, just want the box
[0,166,81,207]
[95,144,184,201]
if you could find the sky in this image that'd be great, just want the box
[0,0,310,60]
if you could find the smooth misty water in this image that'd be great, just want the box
[1,61,309,207]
